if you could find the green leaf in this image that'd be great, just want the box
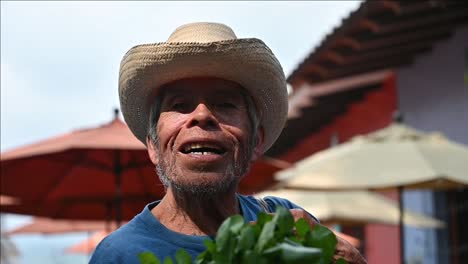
[215,214,243,252]
[286,235,302,244]
[213,234,236,263]
[138,252,161,264]
[264,242,322,264]
[305,225,337,264]
[236,225,256,253]
[194,252,207,264]
[256,212,273,228]
[174,249,192,264]
[336,258,348,264]
[271,206,295,238]
[241,249,257,264]
[163,256,173,264]
[228,215,245,234]
[204,240,216,254]
[255,221,276,253]
[242,250,269,264]
[283,237,302,247]
[295,218,311,237]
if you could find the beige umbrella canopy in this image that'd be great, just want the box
[275,122,467,263]
[276,123,468,190]
[256,189,444,228]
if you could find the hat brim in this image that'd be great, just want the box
[119,38,288,152]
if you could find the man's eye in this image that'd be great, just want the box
[171,102,188,110]
[218,102,237,109]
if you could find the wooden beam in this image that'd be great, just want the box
[328,57,413,80]
[366,1,402,16]
[302,64,329,78]
[318,51,345,65]
[360,25,452,51]
[340,42,432,66]
[352,18,381,34]
[379,8,468,35]
[367,1,452,17]
[382,1,401,14]
[330,37,362,51]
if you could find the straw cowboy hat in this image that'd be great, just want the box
[119,22,288,152]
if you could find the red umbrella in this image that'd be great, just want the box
[0,195,19,206]
[1,110,162,225]
[1,110,286,223]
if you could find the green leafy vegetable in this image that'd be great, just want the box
[138,206,347,264]
[138,252,161,264]
[174,249,192,264]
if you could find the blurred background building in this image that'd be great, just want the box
[267,1,468,263]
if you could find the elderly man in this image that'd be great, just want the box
[90,22,366,264]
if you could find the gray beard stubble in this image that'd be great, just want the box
[154,137,254,199]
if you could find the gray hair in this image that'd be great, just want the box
[147,89,260,147]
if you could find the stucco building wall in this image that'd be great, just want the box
[396,26,468,264]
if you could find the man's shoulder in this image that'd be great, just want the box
[89,218,145,264]
[239,193,320,223]
[89,203,209,263]
[89,204,170,264]
[237,194,300,221]
[237,193,297,209]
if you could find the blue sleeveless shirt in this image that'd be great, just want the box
[89,194,318,264]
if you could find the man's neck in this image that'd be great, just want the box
[151,188,240,236]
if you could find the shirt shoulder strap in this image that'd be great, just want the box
[256,197,271,213]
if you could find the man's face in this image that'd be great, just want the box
[147,77,263,195]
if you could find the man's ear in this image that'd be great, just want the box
[146,136,159,165]
[251,126,265,161]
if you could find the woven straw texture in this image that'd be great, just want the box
[119,22,288,152]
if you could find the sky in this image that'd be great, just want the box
[1,1,362,263]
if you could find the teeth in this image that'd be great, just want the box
[183,143,221,153]
[183,143,222,155]
[192,151,211,155]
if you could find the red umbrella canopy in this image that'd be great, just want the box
[1,116,163,221]
[239,157,291,194]
[1,115,284,221]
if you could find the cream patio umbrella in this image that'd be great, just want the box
[276,122,468,263]
[256,189,444,228]
[276,123,468,190]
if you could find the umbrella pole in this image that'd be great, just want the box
[398,186,405,264]
[87,230,91,262]
[114,150,122,228]
[106,203,112,232]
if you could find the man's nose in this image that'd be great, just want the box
[187,103,219,129]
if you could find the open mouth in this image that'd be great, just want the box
[180,143,226,155]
